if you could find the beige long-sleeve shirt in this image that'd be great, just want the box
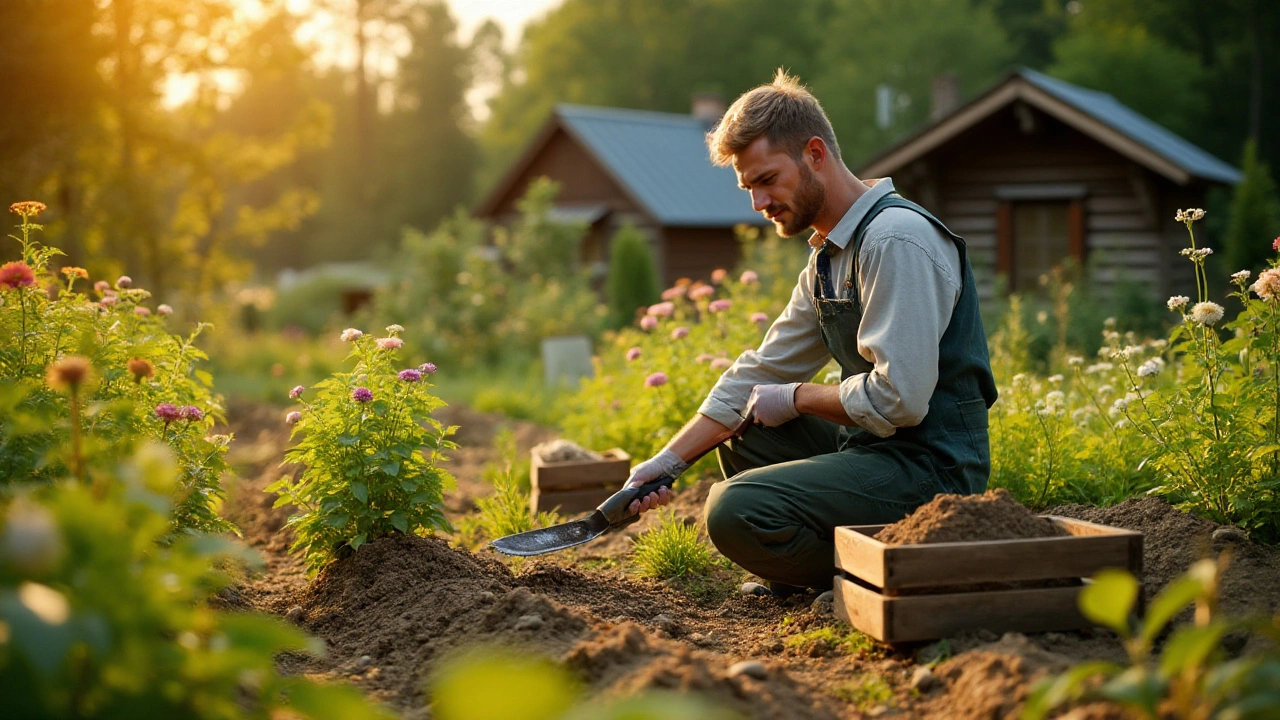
[696,178,963,438]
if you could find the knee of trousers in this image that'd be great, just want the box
[702,481,756,559]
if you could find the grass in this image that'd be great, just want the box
[833,675,895,712]
[782,622,883,658]
[631,510,714,580]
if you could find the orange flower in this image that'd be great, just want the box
[127,357,154,382]
[9,201,47,218]
[60,266,88,280]
[46,356,91,392]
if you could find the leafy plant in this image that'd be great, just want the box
[630,509,713,580]
[269,325,457,573]
[833,675,895,711]
[454,429,559,548]
[1023,556,1280,720]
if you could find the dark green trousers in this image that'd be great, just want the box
[703,416,949,589]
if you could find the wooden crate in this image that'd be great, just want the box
[530,448,631,515]
[833,516,1143,644]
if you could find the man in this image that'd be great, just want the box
[622,70,998,595]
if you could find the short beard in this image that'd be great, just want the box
[775,163,824,237]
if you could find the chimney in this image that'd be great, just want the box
[692,92,726,128]
[930,73,960,122]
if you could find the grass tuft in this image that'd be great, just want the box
[631,510,713,580]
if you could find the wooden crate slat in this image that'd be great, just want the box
[531,448,630,490]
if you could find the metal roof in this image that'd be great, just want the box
[555,104,767,227]
[1017,68,1241,184]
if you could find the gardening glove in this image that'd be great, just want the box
[624,448,687,515]
[747,383,802,427]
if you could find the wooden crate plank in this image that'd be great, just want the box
[833,525,889,588]
[531,448,630,490]
[881,585,1090,643]
[833,576,886,641]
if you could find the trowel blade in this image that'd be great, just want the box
[489,511,611,556]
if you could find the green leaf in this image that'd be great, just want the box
[325,514,350,528]
[1158,623,1227,678]
[1098,666,1165,715]
[380,461,401,477]
[1080,570,1139,637]
[195,369,214,387]
[1022,661,1121,720]
[351,482,368,504]
[1250,444,1280,461]
[1140,577,1200,645]
[390,511,409,533]
[351,533,367,551]
[337,434,360,446]
[400,479,417,491]
[280,678,397,720]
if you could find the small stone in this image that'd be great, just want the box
[815,590,834,603]
[285,606,303,622]
[728,660,768,680]
[650,613,680,634]
[910,666,938,692]
[514,614,544,631]
[740,581,771,596]
[811,590,835,614]
[1212,527,1247,544]
[688,632,705,644]
[609,615,629,624]
[867,704,890,717]
[478,590,496,603]
[356,655,373,670]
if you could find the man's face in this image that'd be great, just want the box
[734,136,825,237]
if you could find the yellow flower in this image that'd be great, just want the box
[60,266,88,280]
[9,201,47,218]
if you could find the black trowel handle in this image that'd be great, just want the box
[597,408,756,527]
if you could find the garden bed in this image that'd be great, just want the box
[221,402,1280,719]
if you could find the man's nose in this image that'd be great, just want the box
[751,189,771,212]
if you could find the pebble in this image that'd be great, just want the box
[285,606,303,622]
[609,615,630,624]
[650,614,680,634]
[910,666,938,692]
[356,655,373,670]
[728,660,768,680]
[1212,527,1247,544]
[478,591,496,603]
[867,704,890,717]
[514,614,545,631]
[811,590,835,614]
[740,581,771,596]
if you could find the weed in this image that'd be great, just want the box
[833,675,894,712]
[630,510,713,580]
[455,430,559,549]
[783,624,882,658]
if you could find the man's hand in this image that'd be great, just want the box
[624,448,688,515]
[747,383,801,427]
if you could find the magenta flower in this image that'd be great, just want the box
[626,347,642,362]
[154,403,182,423]
[352,387,373,403]
[116,275,132,288]
[285,410,302,424]
[289,385,305,399]
[711,268,728,284]
[157,304,173,316]
[640,315,658,331]
[134,306,150,316]
[670,326,689,340]
[181,405,203,421]
[644,372,668,388]
[750,312,770,324]
[647,301,675,318]
[0,261,35,289]
[689,284,714,300]
[739,270,759,284]
[708,299,732,313]
[419,362,438,374]
[661,286,686,301]
[376,337,404,350]
[398,368,422,382]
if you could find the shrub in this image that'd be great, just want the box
[630,509,713,580]
[605,224,661,328]
[269,325,456,573]
[1224,140,1280,276]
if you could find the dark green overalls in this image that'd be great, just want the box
[703,194,999,589]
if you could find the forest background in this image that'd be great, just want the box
[3,0,1278,308]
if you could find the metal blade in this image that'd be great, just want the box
[489,512,610,556]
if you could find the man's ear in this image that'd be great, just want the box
[805,137,826,171]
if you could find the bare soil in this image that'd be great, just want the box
[877,489,1066,545]
[219,401,1280,719]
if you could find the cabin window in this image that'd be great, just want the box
[997,198,1086,293]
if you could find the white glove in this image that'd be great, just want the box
[624,448,687,514]
[747,383,801,427]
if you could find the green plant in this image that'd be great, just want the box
[269,325,456,573]
[833,675,894,711]
[782,623,882,658]
[605,223,661,328]
[1023,557,1280,720]
[0,444,391,720]
[630,509,713,580]
[1224,141,1280,276]
[454,429,559,548]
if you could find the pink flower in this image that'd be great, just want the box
[352,387,373,403]
[93,280,111,295]
[750,312,770,324]
[626,347,642,361]
[711,268,728,284]
[644,372,668,388]
[154,403,182,423]
[710,358,732,370]
[670,326,689,340]
[708,299,732,313]
[134,306,150,316]
[689,284,714,300]
[289,385,305,399]
[640,316,658,331]
[285,410,302,425]
[340,328,363,342]
[695,353,713,363]
[157,304,173,316]
[116,275,132,288]
[647,302,675,317]
[1273,236,1280,252]
[398,368,422,382]
[739,270,759,284]
[181,405,203,421]
[661,286,686,301]
[1253,268,1280,302]
[376,337,404,350]
[99,295,118,308]
[0,261,35,289]
[419,362,438,374]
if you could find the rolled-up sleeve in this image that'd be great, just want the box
[838,232,959,437]
[697,260,833,428]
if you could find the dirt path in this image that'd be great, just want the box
[218,400,1280,719]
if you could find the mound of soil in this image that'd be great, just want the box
[916,633,1071,720]
[877,489,1066,545]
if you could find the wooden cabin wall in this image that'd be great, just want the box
[661,226,743,285]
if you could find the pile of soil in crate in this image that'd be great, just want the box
[877,488,1066,545]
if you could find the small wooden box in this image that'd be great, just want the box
[530,448,631,515]
[833,516,1143,644]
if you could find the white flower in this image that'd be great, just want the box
[1175,208,1206,223]
[1167,295,1190,311]
[1036,311,1048,324]
[1097,384,1114,396]
[1232,270,1252,283]
[1193,248,1213,259]
[1137,360,1161,378]
[340,328,363,342]
[1067,356,1084,366]
[1085,362,1114,375]
[1045,390,1065,405]
[1152,339,1168,350]
[1012,373,1027,386]
[1189,301,1224,326]
[1072,409,1088,423]
[385,324,405,334]
[1048,374,1064,384]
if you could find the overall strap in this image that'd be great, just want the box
[845,193,966,311]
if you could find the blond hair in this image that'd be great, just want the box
[706,69,840,167]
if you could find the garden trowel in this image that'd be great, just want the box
[490,410,755,556]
